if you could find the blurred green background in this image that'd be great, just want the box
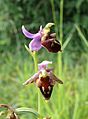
[0,0,88,119]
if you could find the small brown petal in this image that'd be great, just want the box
[48,71,63,85]
[23,72,40,85]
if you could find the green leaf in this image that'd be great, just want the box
[16,107,41,118]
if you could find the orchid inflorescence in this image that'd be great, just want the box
[22,23,63,100]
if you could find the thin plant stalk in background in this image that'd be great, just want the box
[58,0,64,77]
[50,0,64,116]
[50,0,64,77]
[50,0,59,39]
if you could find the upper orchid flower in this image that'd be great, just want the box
[22,23,61,53]
[23,61,63,100]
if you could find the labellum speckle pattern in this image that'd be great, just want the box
[38,76,53,100]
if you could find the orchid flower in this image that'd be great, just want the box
[23,61,63,100]
[22,23,61,53]
[0,104,19,119]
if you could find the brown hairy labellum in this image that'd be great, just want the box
[41,33,61,53]
[36,76,53,100]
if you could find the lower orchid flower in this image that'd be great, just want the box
[23,61,63,100]
[22,23,61,53]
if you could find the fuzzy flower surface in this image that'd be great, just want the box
[23,61,63,100]
[22,23,61,53]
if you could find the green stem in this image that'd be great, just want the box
[58,0,64,77]
[51,0,64,76]
[60,0,63,46]
[38,89,40,115]
[25,46,41,118]
[32,52,40,117]
[33,52,38,72]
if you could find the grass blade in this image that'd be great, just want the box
[72,94,79,119]
[75,24,88,47]
[50,0,59,39]
[62,28,75,50]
